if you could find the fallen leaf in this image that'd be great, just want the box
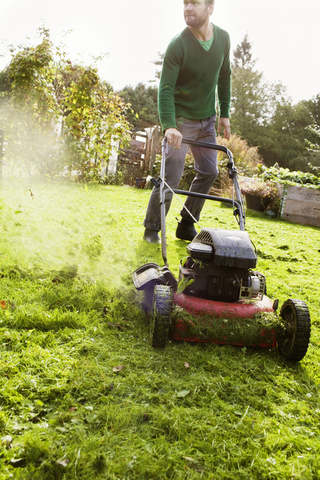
[1,435,12,449]
[184,362,190,368]
[177,390,190,398]
[56,457,70,467]
[183,456,194,462]
[0,300,6,309]
[113,365,125,372]
[10,458,26,467]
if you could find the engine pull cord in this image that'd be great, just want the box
[160,177,203,229]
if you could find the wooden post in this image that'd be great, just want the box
[0,129,4,185]
[149,126,160,176]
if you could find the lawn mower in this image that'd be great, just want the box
[133,138,311,362]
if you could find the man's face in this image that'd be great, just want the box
[183,0,213,29]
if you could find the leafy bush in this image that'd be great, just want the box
[215,134,262,189]
[0,28,131,181]
[103,171,124,186]
[258,163,320,190]
[239,178,279,199]
[152,134,261,190]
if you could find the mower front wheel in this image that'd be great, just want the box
[150,284,173,348]
[278,299,311,362]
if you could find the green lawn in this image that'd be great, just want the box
[0,180,319,479]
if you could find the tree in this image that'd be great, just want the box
[56,62,130,181]
[304,94,320,125]
[151,52,164,81]
[0,28,62,176]
[231,34,285,145]
[306,122,320,176]
[0,28,131,180]
[230,34,320,171]
[260,100,318,169]
[119,82,159,127]
[307,124,320,152]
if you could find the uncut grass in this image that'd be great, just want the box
[0,180,320,479]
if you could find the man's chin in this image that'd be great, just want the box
[185,15,196,25]
[185,16,205,29]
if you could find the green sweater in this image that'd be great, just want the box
[158,24,231,132]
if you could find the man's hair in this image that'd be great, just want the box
[205,0,215,4]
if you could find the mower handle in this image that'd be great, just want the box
[163,188,243,215]
[159,137,245,266]
[181,138,233,159]
[163,137,236,176]
[163,137,232,155]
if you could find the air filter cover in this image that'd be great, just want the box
[191,228,257,268]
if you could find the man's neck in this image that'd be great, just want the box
[188,22,213,41]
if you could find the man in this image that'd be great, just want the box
[143,0,231,244]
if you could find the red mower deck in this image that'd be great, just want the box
[172,293,277,348]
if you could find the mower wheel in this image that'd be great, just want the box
[278,299,311,362]
[150,284,173,348]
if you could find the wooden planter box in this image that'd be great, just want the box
[280,185,320,228]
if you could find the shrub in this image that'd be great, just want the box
[239,177,279,200]
[152,134,262,191]
[182,135,263,190]
[216,134,262,189]
[258,163,320,190]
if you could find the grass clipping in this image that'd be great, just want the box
[172,307,284,346]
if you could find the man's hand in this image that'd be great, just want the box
[218,117,231,140]
[165,128,183,149]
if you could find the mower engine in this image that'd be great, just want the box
[180,228,266,302]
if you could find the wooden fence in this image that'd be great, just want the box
[118,127,160,185]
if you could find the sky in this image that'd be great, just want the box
[1,0,319,104]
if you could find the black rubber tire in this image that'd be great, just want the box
[278,299,311,362]
[150,284,173,348]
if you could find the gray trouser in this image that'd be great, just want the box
[143,115,218,232]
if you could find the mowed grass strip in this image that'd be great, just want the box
[0,180,319,479]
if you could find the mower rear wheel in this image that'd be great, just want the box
[278,299,311,362]
[150,285,173,348]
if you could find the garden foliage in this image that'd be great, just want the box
[0,28,131,181]
[152,134,261,191]
[258,164,320,190]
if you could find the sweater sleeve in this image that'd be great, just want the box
[217,34,231,118]
[158,41,181,132]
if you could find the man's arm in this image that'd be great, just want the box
[158,40,181,133]
[217,32,231,140]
